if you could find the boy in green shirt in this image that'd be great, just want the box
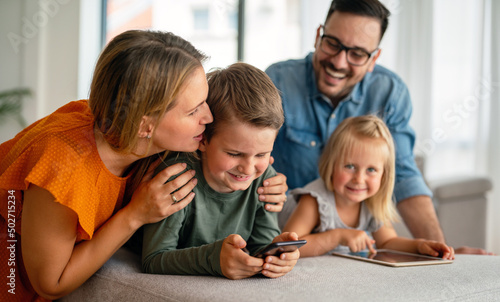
[142,62,300,279]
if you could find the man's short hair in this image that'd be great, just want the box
[325,0,391,42]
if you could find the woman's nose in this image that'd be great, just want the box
[201,104,213,124]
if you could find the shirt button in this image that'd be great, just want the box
[310,141,316,147]
[331,113,336,119]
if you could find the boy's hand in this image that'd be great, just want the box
[220,234,263,280]
[417,240,455,260]
[340,229,376,254]
[258,172,288,212]
[261,232,300,278]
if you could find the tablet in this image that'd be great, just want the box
[331,249,453,267]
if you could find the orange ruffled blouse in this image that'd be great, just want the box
[0,100,129,301]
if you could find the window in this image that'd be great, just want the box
[103,0,491,182]
[376,0,490,181]
[192,8,209,31]
[103,0,302,71]
[105,0,237,70]
[105,0,153,45]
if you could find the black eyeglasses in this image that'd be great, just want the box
[319,26,379,66]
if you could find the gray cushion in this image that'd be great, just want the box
[59,247,500,301]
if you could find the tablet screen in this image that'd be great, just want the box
[331,249,453,267]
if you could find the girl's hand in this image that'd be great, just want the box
[258,173,288,212]
[261,232,300,278]
[340,229,377,254]
[417,240,455,260]
[126,162,198,228]
[220,235,263,280]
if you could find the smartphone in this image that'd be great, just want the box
[252,240,307,258]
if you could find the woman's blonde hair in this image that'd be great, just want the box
[204,62,283,140]
[318,115,398,225]
[89,30,207,154]
[90,30,207,201]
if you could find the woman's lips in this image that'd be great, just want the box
[194,133,204,141]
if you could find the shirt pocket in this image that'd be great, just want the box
[285,126,324,150]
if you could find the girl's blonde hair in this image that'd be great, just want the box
[318,115,398,225]
[89,30,207,154]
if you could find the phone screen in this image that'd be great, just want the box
[253,240,307,258]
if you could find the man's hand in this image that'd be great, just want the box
[455,246,496,255]
[258,173,288,212]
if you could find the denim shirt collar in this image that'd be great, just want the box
[305,52,363,106]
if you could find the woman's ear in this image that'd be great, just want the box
[138,116,154,138]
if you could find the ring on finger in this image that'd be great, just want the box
[171,193,178,204]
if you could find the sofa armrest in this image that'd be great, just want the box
[427,176,492,249]
[429,176,492,201]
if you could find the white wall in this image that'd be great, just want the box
[0,0,100,143]
[299,0,330,56]
[0,1,27,142]
[487,0,500,255]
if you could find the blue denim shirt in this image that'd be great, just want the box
[266,53,431,203]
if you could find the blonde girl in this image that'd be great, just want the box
[283,115,454,259]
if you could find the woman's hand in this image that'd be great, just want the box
[260,232,300,278]
[125,161,197,228]
[219,234,263,280]
[258,173,288,212]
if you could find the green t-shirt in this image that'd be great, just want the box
[142,153,280,277]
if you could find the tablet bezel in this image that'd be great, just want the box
[331,249,453,267]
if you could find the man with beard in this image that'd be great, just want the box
[265,0,449,247]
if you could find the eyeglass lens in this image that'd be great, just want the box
[321,37,371,66]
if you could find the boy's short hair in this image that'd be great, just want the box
[204,62,284,142]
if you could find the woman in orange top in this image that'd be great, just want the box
[0,30,287,301]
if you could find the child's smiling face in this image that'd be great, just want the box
[199,120,277,193]
[332,137,387,206]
